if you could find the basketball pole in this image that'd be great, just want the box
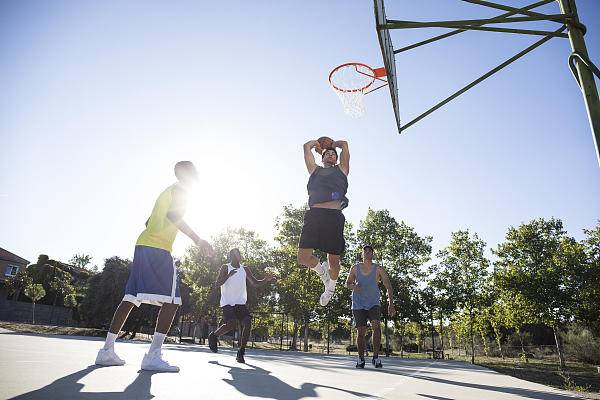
[557,0,600,166]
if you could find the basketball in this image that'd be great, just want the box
[317,136,335,154]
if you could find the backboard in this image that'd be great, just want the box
[374,0,401,133]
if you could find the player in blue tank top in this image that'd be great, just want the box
[345,245,395,368]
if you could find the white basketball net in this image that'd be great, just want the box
[329,64,375,118]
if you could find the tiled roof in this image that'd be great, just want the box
[0,247,30,265]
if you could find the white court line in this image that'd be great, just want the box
[12,360,51,363]
[375,360,436,398]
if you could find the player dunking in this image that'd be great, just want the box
[297,138,349,306]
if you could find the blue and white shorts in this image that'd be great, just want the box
[123,245,181,307]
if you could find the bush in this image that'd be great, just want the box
[564,327,600,365]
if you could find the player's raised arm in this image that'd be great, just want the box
[245,267,276,288]
[335,140,350,175]
[303,140,319,174]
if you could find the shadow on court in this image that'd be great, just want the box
[375,365,578,400]
[8,366,157,400]
[208,360,377,400]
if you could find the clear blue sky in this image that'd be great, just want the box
[1,0,599,267]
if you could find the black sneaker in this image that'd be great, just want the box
[373,357,383,368]
[355,358,365,368]
[236,348,246,363]
[208,332,218,353]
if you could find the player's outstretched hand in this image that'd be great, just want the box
[388,303,396,318]
[195,238,215,258]
[264,272,277,283]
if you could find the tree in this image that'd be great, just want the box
[24,283,46,324]
[494,218,587,369]
[479,278,510,359]
[79,257,131,328]
[427,262,461,359]
[577,221,600,336]
[48,268,75,324]
[434,230,489,364]
[69,253,93,270]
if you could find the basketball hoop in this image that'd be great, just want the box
[329,62,388,117]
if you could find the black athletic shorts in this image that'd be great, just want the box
[353,305,381,328]
[298,208,345,255]
[222,304,250,323]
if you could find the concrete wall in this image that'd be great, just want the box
[0,298,75,326]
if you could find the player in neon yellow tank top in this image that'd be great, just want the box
[136,184,181,252]
[95,161,214,373]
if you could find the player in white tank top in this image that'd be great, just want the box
[208,248,275,363]
[220,262,248,306]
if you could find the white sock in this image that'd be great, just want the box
[311,262,324,275]
[328,279,337,288]
[103,332,117,350]
[149,332,166,355]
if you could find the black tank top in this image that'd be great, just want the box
[307,165,349,209]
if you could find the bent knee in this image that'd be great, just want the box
[297,250,312,266]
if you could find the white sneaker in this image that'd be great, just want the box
[95,347,125,366]
[141,352,179,372]
[314,261,330,285]
[319,278,336,306]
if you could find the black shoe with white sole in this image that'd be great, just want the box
[373,357,383,368]
[356,358,366,368]
[236,348,246,363]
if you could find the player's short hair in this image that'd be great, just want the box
[363,245,374,252]
[174,161,195,179]
[229,248,241,260]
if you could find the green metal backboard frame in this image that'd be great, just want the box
[374,0,401,133]
[373,0,600,166]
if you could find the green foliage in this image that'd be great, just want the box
[79,257,131,328]
[563,326,600,366]
[493,218,589,368]
[5,270,31,297]
[433,230,489,363]
[576,221,600,336]
[494,218,586,328]
[69,253,93,270]
[64,293,78,309]
[24,283,46,324]
[24,283,46,303]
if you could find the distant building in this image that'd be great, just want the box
[0,247,30,299]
